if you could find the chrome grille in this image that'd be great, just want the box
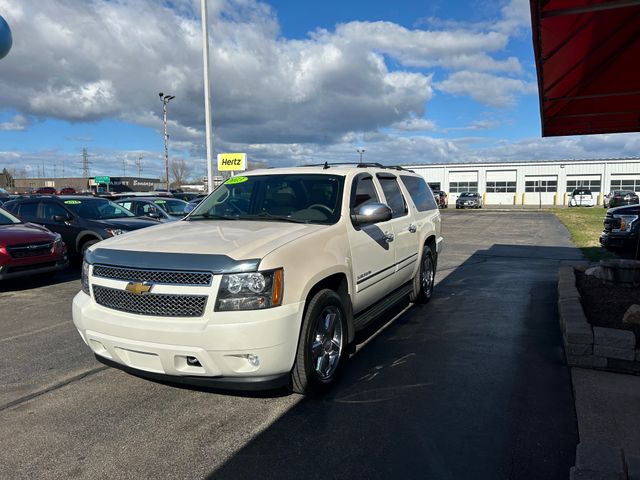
[93,285,207,317]
[92,265,212,286]
[7,242,53,258]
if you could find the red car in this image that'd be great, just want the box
[57,187,77,195]
[34,187,57,195]
[0,208,68,280]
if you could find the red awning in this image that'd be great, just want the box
[531,0,640,136]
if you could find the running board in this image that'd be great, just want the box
[353,283,413,331]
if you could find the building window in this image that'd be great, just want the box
[525,180,557,192]
[566,180,601,192]
[610,179,640,192]
[486,181,516,193]
[449,181,478,193]
[428,182,441,192]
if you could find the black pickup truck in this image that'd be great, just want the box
[600,204,640,250]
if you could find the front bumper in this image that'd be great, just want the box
[0,257,68,281]
[72,291,305,390]
[599,232,638,249]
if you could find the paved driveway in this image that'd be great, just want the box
[0,211,582,479]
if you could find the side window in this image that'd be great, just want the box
[41,201,69,220]
[400,175,438,211]
[350,174,380,210]
[17,202,39,218]
[377,175,408,218]
[119,201,133,212]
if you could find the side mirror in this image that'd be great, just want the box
[53,214,72,222]
[351,203,392,226]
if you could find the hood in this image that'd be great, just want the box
[609,204,640,215]
[95,219,326,260]
[0,222,56,247]
[90,217,161,230]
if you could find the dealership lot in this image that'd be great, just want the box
[0,211,583,479]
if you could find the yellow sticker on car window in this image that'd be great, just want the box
[154,200,166,204]
[64,200,82,205]
[225,176,248,185]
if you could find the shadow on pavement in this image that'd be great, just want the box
[208,244,581,480]
[0,265,80,292]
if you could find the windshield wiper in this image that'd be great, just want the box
[187,212,239,221]
[237,213,309,224]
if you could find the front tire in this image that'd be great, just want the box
[291,289,348,395]
[410,245,436,304]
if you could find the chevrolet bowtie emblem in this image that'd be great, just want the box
[125,282,153,295]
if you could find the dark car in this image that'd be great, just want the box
[0,207,68,280]
[34,187,57,195]
[115,197,189,222]
[456,192,482,209]
[603,190,639,208]
[2,196,161,257]
[600,204,640,250]
[172,192,203,202]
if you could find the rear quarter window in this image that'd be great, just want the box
[400,175,438,211]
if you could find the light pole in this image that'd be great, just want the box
[357,148,365,164]
[201,0,214,193]
[159,92,175,191]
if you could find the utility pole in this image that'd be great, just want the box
[62,159,65,179]
[122,156,126,177]
[82,148,91,178]
[357,148,365,164]
[159,92,175,190]
[201,0,214,193]
[135,155,143,177]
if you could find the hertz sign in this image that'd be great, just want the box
[217,153,247,172]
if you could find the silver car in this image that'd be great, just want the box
[116,197,189,222]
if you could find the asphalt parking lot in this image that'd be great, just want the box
[0,210,584,479]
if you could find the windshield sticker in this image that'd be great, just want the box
[154,200,166,204]
[225,176,248,185]
[64,200,82,205]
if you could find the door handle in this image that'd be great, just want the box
[383,232,394,242]
[408,223,417,233]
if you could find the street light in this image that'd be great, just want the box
[159,92,175,191]
[357,148,365,164]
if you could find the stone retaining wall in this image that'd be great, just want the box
[557,266,640,374]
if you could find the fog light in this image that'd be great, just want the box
[186,356,201,367]
[247,354,260,367]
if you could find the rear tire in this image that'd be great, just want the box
[410,245,436,304]
[291,289,348,395]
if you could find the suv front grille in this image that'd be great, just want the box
[93,285,207,317]
[93,265,212,286]
[7,242,53,258]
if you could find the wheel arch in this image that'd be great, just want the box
[75,231,102,253]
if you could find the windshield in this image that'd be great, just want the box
[573,190,591,196]
[0,207,21,225]
[189,174,344,224]
[460,193,477,198]
[63,198,135,219]
[152,198,188,216]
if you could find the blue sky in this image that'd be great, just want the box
[0,0,638,181]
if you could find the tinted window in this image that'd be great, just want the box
[41,201,69,220]
[17,202,39,218]
[377,175,408,217]
[0,208,21,225]
[400,175,437,211]
[350,174,380,210]
[63,198,135,219]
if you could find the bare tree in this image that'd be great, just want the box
[170,159,192,188]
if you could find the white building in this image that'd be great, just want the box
[405,157,640,206]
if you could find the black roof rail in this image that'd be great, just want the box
[300,162,414,172]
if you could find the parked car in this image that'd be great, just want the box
[115,197,189,222]
[600,204,640,250]
[57,187,77,195]
[603,190,639,208]
[183,196,207,214]
[0,207,68,280]
[73,164,444,395]
[434,191,448,209]
[456,192,482,209]
[569,189,594,207]
[172,192,203,202]
[2,196,161,257]
[34,187,57,195]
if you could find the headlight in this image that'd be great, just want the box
[105,228,127,237]
[216,269,283,311]
[613,214,639,232]
[81,260,91,295]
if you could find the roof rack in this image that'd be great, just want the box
[301,162,414,172]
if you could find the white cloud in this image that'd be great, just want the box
[0,114,29,131]
[435,71,537,107]
[391,118,437,132]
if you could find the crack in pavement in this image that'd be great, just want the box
[0,366,108,413]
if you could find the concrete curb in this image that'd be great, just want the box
[557,266,640,374]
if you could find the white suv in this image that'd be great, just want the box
[73,164,443,394]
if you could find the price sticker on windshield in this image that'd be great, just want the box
[225,176,248,185]
[154,200,166,204]
[64,200,82,205]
